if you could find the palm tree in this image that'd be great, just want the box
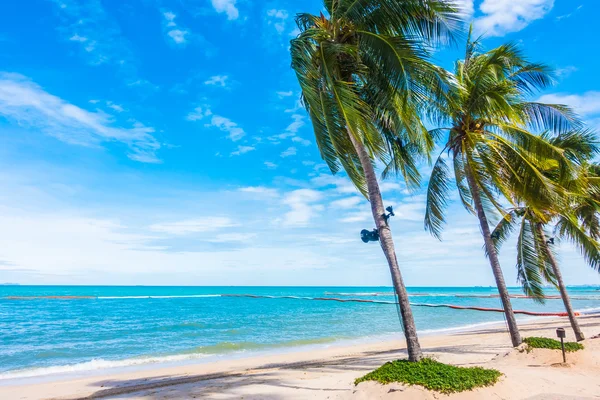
[492,139,600,342]
[562,163,600,243]
[289,1,460,361]
[424,32,580,347]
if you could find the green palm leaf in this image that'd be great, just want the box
[424,151,451,239]
[555,214,600,272]
[516,218,546,302]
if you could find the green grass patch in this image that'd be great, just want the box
[523,337,584,352]
[354,358,502,394]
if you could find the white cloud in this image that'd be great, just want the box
[454,0,475,17]
[230,145,255,156]
[52,0,134,67]
[239,186,278,197]
[282,189,322,226]
[266,9,288,19]
[556,5,583,21]
[266,9,289,34]
[264,161,277,169]
[338,196,423,223]
[0,72,160,162]
[280,146,297,157]
[204,75,228,87]
[208,233,256,243]
[379,181,402,193]
[186,106,212,121]
[268,114,308,145]
[292,136,311,146]
[340,210,371,223]
[0,205,345,283]
[313,236,355,245]
[163,11,176,26]
[149,217,237,235]
[555,66,577,78]
[126,79,160,91]
[311,174,357,194]
[106,101,124,113]
[277,90,293,98]
[285,97,303,113]
[69,34,88,43]
[286,114,305,135]
[474,0,554,37]
[162,11,190,45]
[330,196,363,209]
[394,201,426,221]
[3,167,599,286]
[537,92,600,116]
[211,0,239,20]
[168,29,189,44]
[206,115,245,141]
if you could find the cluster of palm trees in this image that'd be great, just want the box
[290,0,600,361]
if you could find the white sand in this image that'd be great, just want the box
[2,315,599,399]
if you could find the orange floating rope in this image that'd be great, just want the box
[2,293,584,316]
[222,294,580,317]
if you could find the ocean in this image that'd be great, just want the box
[1,285,599,381]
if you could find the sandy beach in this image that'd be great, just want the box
[1,314,598,400]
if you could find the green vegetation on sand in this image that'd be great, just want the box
[354,358,502,394]
[523,337,584,352]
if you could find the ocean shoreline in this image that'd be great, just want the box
[3,286,600,386]
[0,312,564,384]
[1,314,599,400]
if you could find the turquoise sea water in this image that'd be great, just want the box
[1,285,599,380]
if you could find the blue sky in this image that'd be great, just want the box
[1,0,599,286]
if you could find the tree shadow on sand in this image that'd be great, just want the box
[73,344,504,400]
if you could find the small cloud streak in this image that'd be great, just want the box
[149,217,237,235]
[276,90,293,98]
[555,66,577,78]
[207,115,245,141]
[280,146,297,158]
[239,186,278,197]
[186,106,212,121]
[186,106,245,141]
[474,0,554,37]
[538,92,600,116]
[162,11,190,45]
[0,72,160,163]
[556,5,583,21]
[266,9,289,34]
[211,0,239,20]
[204,75,228,87]
[282,189,323,227]
[230,145,255,156]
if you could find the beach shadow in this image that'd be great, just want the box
[73,344,506,399]
[74,356,372,399]
[422,344,503,356]
[75,371,318,399]
[65,315,600,399]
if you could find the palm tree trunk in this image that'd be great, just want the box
[535,224,585,341]
[347,129,423,362]
[464,167,522,347]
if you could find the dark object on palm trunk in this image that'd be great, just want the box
[361,229,380,243]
